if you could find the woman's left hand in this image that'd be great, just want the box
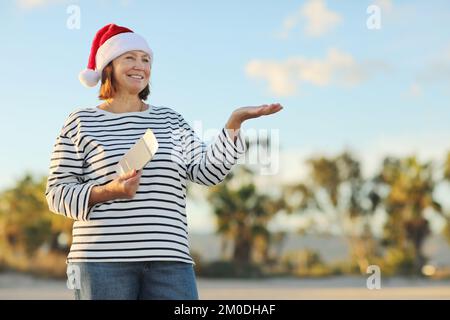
[226,103,284,130]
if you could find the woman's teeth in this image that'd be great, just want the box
[128,75,143,79]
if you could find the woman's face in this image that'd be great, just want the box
[112,50,151,95]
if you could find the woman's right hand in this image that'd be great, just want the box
[106,169,142,199]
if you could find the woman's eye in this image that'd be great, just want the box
[143,59,149,63]
[126,56,134,60]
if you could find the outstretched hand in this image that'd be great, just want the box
[226,103,283,130]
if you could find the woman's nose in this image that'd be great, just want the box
[132,63,144,71]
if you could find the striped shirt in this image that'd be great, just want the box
[45,105,246,264]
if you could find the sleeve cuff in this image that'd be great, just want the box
[222,127,247,157]
[82,181,100,221]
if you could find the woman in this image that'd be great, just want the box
[45,23,283,300]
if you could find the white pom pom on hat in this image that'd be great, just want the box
[79,23,153,88]
[79,69,101,88]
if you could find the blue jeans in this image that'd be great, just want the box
[68,261,199,300]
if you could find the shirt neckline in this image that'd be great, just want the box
[95,104,154,116]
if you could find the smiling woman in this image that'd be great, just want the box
[45,23,282,301]
[99,51,151,102]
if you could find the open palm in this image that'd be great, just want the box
[233,103,283,122]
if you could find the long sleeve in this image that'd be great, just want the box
[45,115,99,221]
[179,115,247,186]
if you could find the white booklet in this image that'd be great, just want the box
[116,129,159,175]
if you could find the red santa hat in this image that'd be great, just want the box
[79,23,153,88]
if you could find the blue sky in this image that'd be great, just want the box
[1,0,450,232]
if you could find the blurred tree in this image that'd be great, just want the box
[441,152,450,244]
[286,151,381,273]
[0,173,72,266]
[375,156,442,274]
[207,166,288,267]
[206,136,290,268]
[445,152,450,181]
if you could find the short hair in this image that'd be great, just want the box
[98,62,150,101]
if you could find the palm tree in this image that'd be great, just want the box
[207,165,287,267]
[286,151,381,273]
[375,156,442,274]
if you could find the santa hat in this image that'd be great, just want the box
[79,23,153,88]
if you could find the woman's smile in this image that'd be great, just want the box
[126,73,145,83]
[127,74,144,80]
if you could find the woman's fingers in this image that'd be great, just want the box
[127,170,142,182]
[124,171,141,189]
[266,103,282,110]
[119,170,133,181]
[233,104,284,122]
[258,103,283,116]
[119,169,141,182]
